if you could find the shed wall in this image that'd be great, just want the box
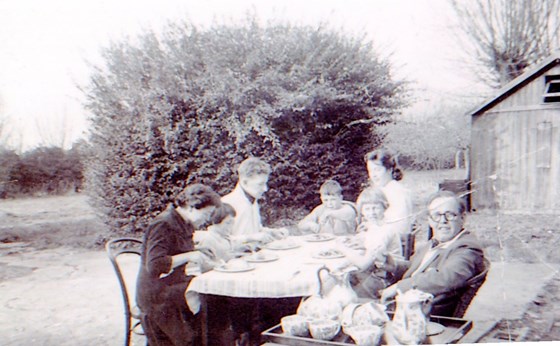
[471,108,560,212]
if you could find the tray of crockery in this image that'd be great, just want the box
[261,313,473,345]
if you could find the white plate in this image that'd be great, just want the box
[213,264,256,273]
[426,321,446,336]
[245,252,279,263]
[266,240,300,250]
[304,234,335,242]
[312,249,345,259]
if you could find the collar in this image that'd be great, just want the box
[241,186,256,204]
[432,229,466,249]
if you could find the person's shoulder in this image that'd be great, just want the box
[385,180,410,193]
[453,231,485,252]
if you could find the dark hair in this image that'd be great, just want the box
[175,184,222,209]
[364,149,403,181]
[427,190,467,214]
[210,203,236,224]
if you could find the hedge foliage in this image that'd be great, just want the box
[84,18,408,234]
[0,145,85,198]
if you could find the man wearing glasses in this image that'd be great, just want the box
[380,190,486,316]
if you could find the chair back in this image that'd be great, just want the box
[106,237,143,346]
[452,257,490,317]
[401,232,416,260]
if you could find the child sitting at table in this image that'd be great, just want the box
[194,203,242,265]
[335,187,403,298]
[298,179,357,235]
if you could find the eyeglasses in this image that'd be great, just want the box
[429,212,459,222]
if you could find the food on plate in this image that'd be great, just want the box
[305,233,335,242]
[224,258,249,270]
[245,251,279,262]
[267,238,298,249]
[316,249,342,258]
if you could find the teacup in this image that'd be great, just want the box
[308,319,340,341]
[281,315,308,336]
[343,325,383,346]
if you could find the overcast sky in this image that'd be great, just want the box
[0,0,487,151]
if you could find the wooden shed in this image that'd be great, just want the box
[470,53,560,213]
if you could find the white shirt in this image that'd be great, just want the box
[222,183,262,236]
[381,180,414,237]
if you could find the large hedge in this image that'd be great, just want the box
[84,18,408,234]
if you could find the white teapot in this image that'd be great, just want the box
[384,289,433,345]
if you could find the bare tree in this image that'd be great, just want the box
[450,0,560,88]
[35,108,74,149]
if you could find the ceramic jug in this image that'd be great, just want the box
[326,266,359,309]
[297,266,342,320]
[385,289,433,345]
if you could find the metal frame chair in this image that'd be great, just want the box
[106,237,144,346]
[452,257,491,317]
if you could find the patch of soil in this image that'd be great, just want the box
[486,274,560,342]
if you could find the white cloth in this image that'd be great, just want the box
[381,180,414,237]
[363,223,403,258]
[185,236,344,314]
[222,184,262,236]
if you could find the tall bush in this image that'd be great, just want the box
[6,146,84,196]
[84,18,408,234]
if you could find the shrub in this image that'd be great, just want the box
[84,17,408,234]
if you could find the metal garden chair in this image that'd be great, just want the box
[452,257,491,318]
[106,237,144,346]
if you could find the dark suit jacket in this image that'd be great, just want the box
[393,230,485,315]
[136,205,195,311]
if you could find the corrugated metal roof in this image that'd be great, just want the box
[470,52,560,116]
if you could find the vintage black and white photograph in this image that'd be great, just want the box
[1,0,559,345]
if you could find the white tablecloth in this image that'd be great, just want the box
[185,235,348,313]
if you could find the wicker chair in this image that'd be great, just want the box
[106,237,144,346]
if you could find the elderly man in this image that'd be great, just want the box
[380,190,486,316]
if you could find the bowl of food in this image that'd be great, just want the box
[280,314,309,336]
[343,325,384,346]
[308,319,340,341]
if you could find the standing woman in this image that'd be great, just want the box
[364,149,414,238]
[136,184,222,346]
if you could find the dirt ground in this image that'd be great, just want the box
[1,180,560,345]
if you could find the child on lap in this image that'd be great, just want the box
[336,187,403,299]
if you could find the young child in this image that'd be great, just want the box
[194,203,239,264]
[298,179,357,235]
[336,187,403,298]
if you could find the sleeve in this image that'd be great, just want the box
[396,246,483,296]
[298,205,322,226]
[144,222,174,277]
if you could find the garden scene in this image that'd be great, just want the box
[1,1,560,345]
